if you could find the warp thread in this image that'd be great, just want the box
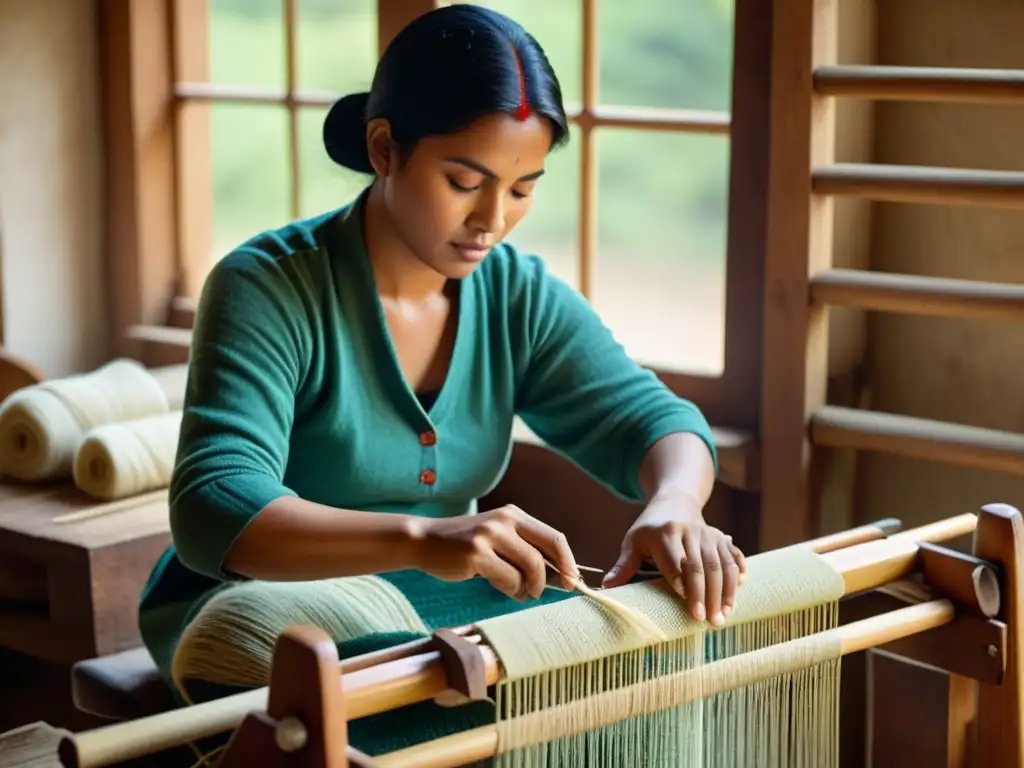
[477,546,847,767]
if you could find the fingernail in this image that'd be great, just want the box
[694,602,706,621]
[712,611,725,627]
[672,577,685,596]
[723,605,733,617]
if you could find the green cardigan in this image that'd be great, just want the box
[137,189,718,695]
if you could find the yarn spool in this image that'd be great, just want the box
[0,358,180,482]
[170,577,431,703]
[73,411,183,501]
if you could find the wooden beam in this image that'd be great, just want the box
[96,0,181,359]
[172,0,213,299]
[759,0,838,549]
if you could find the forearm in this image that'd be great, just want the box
[222,496,429,581]
[637,431,717,510]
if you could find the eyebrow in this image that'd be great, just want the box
[444,156,545,182]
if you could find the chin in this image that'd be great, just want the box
[435,259,485,280]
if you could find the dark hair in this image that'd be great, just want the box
[323,5,570,174]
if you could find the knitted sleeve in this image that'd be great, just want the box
[508,248,718,503]
[169,249,308,580]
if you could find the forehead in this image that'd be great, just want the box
[417,112,552,174]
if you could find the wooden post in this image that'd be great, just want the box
[218,626,356,768]
[972,503,1024,767]
[759,0,839,550]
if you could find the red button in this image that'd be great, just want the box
[419,469,437,485]
[419,431,437,446]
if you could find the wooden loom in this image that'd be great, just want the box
[52,503,1022,768]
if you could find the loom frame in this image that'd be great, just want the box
[56,507,1022,767]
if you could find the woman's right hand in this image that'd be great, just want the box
[412,504,580,600]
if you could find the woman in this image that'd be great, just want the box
[138,2,746,744]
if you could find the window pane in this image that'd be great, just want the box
[211,104,292,260]
[298,107,373,219]
[441,0,582,105]
[505,125,580,290]
[599,0,734,112]
[593,129,728,376]
[209,0,286,88]
[297,0,377,93]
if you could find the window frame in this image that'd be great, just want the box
[96,0,771,432]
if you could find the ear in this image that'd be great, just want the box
[366,118,395,176]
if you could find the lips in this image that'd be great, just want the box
[452,242,492,262]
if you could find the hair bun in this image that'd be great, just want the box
[323,92,373,174]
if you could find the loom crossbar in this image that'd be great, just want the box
[57,510,1006,768]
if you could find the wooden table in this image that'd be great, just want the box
[0,481,171,665]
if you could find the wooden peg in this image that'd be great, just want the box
[432,628,489,702]
[919,541,1001,618]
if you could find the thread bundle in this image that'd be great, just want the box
[0,358,188,502]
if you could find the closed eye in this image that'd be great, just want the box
[448,176,534,200]
[448,177,479,193]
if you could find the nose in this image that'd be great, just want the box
[469,190,505,235]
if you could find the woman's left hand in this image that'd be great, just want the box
[601,491,746,627]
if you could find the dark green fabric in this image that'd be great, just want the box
[181,573,577,759]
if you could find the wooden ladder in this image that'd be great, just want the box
[760,0,1024,550]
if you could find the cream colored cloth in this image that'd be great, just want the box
[476,546,846,767]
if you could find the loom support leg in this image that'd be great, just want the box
[972,503,1024,768]
[218,625,373,768]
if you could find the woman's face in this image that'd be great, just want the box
[372,111,553,279]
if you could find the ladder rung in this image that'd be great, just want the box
[813,163,1024,208]
[127,324,192,367]
[168,296,198,329]
[811,406,1024,477]
[127,324,192,345]
[810,269,1024,322]
[814,65,1024,104]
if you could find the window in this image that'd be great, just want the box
[103,0,769,429]
[172,0,734,378]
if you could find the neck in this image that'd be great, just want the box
[362,182,447,301]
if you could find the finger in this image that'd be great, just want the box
[681,532,706,623]
[718,540,740,617]
[648,533,687,603]
[489,527,548,599]
[476,549,529,601]
[730,543,748,584]
[701,535,724,628]
[514,513,579,591]
[602,545,644,588]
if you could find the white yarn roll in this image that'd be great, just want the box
[73,411,183,501]
[0,358,173,482]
